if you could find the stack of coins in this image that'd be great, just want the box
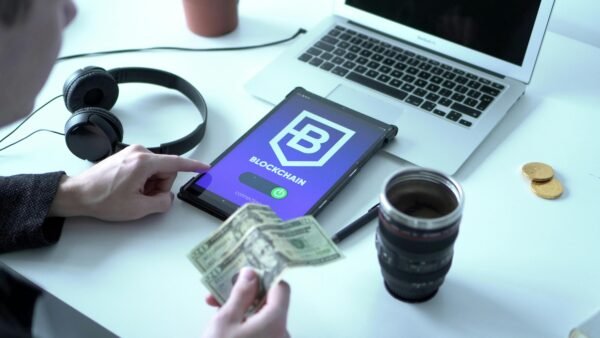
[521,162,564,199]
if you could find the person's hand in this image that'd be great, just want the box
[49,144,209,220]
[202,267,291,338]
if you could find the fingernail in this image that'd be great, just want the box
[240,267,256,281]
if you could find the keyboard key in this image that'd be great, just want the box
[459,119,472,127]
[322,36,339,45]
[417,71,431,80]
[379,65,392,74]
[464,98,478,107]
[391,70,403,78]
[320,62,335,71]
[456,76,469,84]
[492,82,505,90]
[421,101,436,111]
[339,41,350,49]
[383,58,396,66]
[355,65,367,74]
[401,83,415,92]
[298,53,312,62]
[433,109,446,116]
[346,72,409,101]
[430,75,443,84]
[321,52,333,61]
[360,50,373,57]
[442,71,456,80]
[389,79,402,87]
[451,93,465,102]
[366,70,379,78]
[406,67,419,75]
[309,58,324,66]
[438,88,452,97]
[345,53,357,61]
[442,80,456,89]
[331,66,349,76]
[451,102,481,118]
[438,98,452,106]
[467,80,481,89]
[333,48,346,56]
[480,85,500,96]
[377,74,391,83]
[372,54,384,62]
[414,88,427,97]
[426,93,440,102]
[479,78,491,85]
[431,67,444,75]
[402,74,416,83]
[414,79,427,88]
[393,63,407,71]
[467,89,481,99]
[332,56,344,65]
[343,61,356,69]
[446,111,462,121]
[339,33,352,41]
[367,61,380,69]
[356,57,368,65]
[406,95,424,106]
[349,45,361,53]
[315,41,335,52]
[455,85,468,94]
[307,47,322,56]
[427,84,440,92]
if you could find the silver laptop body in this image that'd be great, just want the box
[246,0,555,174]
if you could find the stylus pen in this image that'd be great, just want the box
[331,203,380,244]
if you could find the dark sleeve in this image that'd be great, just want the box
[0,172,66,253]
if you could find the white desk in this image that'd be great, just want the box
[1,1,599,337]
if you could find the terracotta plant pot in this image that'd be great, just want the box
[182,0,238,37]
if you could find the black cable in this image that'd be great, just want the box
[1,29,308,152]
[57,28,307,62]
[0,129,64,152]
[0,95,64,152]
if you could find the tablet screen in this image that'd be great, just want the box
[185,88,396,220]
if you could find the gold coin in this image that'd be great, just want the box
[522,162,554,182]
[531,177,563,199]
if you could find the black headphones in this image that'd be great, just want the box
[63,66,207,162]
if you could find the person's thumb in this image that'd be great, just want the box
[220,267,259,322]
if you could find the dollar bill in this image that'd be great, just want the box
[190,203,343,306]
[188,204,281,273]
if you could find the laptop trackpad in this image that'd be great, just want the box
[326,84,403,125]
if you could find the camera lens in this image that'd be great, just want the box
[376,168,464,302]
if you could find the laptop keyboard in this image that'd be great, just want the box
[298,26,506,128]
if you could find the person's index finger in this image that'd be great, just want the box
[146,154,210,174]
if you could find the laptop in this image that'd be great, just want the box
[246,0,555,174]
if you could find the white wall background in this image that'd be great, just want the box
[548,0,600,48]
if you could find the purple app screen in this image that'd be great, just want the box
[194,92,386,220]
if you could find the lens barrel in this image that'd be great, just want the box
[376,168,464,302]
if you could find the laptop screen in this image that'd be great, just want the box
[345,0,541,66]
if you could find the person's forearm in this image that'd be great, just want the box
[48,175,87,218]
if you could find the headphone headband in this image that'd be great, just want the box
[64,66,207,161]
[108,67,207,155]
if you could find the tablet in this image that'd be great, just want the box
[178,87,397,220]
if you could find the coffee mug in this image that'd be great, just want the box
[375,167,464,302]
[182,0,238,37]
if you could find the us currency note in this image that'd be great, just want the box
[198,209,343,305]
[188,204,281,273]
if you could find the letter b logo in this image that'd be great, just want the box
[270,111,355,167]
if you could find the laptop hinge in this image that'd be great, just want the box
[347,20,506,80]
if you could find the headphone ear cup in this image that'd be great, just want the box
[64,107,124,162]
[63,66,119,113]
